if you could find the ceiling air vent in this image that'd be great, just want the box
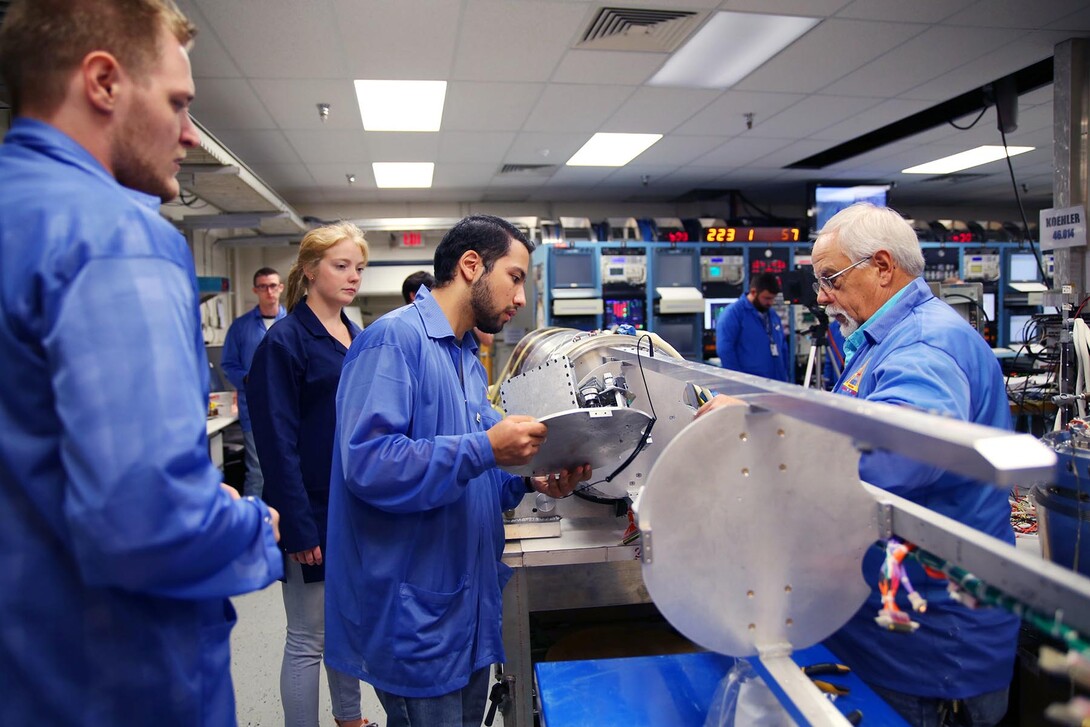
[499,164,557,176]
[576,7,703,53]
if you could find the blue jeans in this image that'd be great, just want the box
[871,685,1009,727]
[242,429,264,498]
[281,560,361,727]
[374,666,490,727]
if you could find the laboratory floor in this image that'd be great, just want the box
[230,583,504,726]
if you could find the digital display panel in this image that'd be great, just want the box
[604,298,646,329]
[705,227,801,243]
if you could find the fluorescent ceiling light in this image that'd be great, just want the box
[566,133,662,167]
[649,11,819,88]
[354,80,446,131]
[901,145,1035,174]
[372,162,434,188]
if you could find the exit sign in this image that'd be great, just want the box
[400,231,425,248]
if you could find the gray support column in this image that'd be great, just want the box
[1051,39,1090,300]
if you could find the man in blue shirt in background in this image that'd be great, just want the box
[222,266,287,497]
[716,272,791,382]
[0,1,283,725]
[326,214,590,727]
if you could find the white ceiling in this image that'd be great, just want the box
[175,0,1090,217]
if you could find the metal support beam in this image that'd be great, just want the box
[757,652,851,727]
[609,350,1056,487]
[215,234,301,247]
[175,211,290,230]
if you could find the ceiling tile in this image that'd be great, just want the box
[809,98,935,142]
[601,88,722,134]
[177,0,242,78]
[249,163,317,191]
[250,79,361,131]
[361,132,440,162]
[628,136,732,166]
[305,163,377,190]
[433,164,499,187]
[723,0,852,14]
[282,129,370,164]
[438,132,517,163]
[191,79,276,131]
[523,85,636,133]
[505,132,590,164]
[901,31,1067,101]
[754,95,882,138]
[452,0,589,82]
[822,26,1025,97]
[944,0,1090,29]
[443,82,544,132]
[692,137,800,167]
[192,0,347,78]
[331,0,461,78]
[212,129,303,165]
[735,19,928,94]
[835,0,976,23]
[551,50,667,85]
[673,91,806,135]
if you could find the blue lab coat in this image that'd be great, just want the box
[325,288,526,698]
[715,295,790,381]
[824,278,1019,699]
[246,299,359,581]
[0,118,283,726]
[222,303,286,431]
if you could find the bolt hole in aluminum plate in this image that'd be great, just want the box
[639,403,879,657]
[502,406,653,478]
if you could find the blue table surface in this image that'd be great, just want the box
[535,643,909,726]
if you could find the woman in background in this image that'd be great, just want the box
[247,222,369,727]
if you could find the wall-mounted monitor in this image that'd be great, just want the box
[981,293,996,321]
[704,298,738,329]
[552,250,595,288]
[1008,252,1039,282]
[654,250,697,287]
[1009,314,1033,344]
[809,183,893,233]
[653,320,697,356]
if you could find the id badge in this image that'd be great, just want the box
[770,343,779,357]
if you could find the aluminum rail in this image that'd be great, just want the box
[609,347,1056,487]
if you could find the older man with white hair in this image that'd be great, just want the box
[812,202,1018,726]
[697,202,1018,726]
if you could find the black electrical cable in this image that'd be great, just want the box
[570,334,659,498]
[941,292,991,322]
[947,106,988,131]
[995,102,1050,286]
